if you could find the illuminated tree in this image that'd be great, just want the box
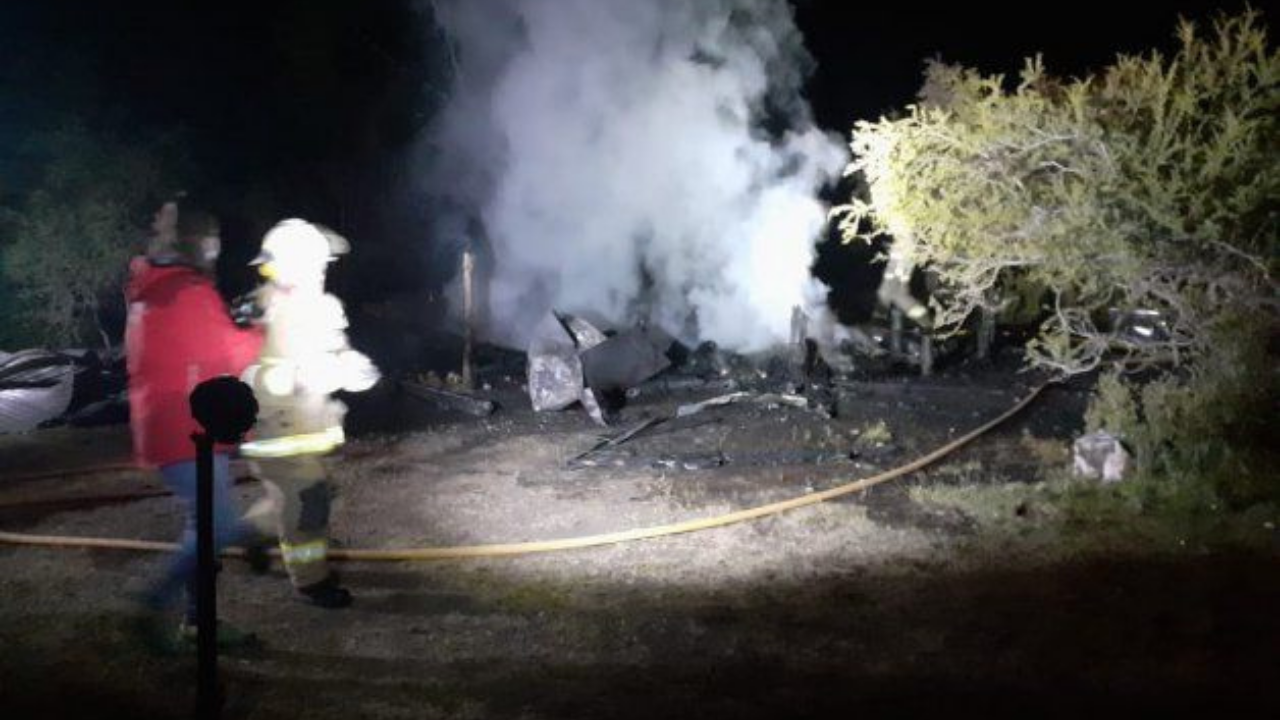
[1,126,190,349]
[838,10,1278,482]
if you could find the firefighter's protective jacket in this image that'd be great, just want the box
[239,277,378,458]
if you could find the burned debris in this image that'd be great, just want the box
[509,306,962,475]
[398,378,496,417]
[526,311,673,426]
[0,350,76,434]
[0,349,128,434]
[1072,430,1132,484]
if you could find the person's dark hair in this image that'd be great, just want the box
[150,193,221,271]
[174,196,220,241]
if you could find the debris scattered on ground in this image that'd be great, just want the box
[650,451,728,471]
[411,370,472,392]
[0,350,79,434]
[0,347,129,434]
[675,391,808,419]
[1109,308,1171,345]
[399,379,496,417]
[856,419,894,446]
[527,311,592,413]
[527,311,675,425]
[625,376,738,399]
[567,446,858,471]
[675,391,751,418]
[567,416,667,465]
[580,325,672,395]
[1072,430,1131,483]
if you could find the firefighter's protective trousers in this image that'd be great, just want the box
[243,454,334,588]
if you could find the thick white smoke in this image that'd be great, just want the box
[425,0,847,352]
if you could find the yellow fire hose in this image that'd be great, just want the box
[0,382,1050,562]
[3,461,140,483]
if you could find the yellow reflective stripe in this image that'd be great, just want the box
[280,540,327,564]
[906,305,928,320]
[240,426,345,458]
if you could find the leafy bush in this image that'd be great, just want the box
[1,125,191,349]
[1085,317,1276,502]
[838,10,1278,487]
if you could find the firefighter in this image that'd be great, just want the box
[127,195,265,645]
[239,219,379,608]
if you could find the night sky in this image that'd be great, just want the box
[792,0,1259,128]
[0,0,1261,309]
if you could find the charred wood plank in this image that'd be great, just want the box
[399,380,496,417]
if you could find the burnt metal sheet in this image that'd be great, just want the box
[0,350,77,434]
[527,312,586,412]
[675,391,807,418]
[527,312,677,424]
[1073,430,1131,483]
[624,376,738,399]
[1109,308,1171,345]
[399,380,496,417]
[579,386,608,426]
[561,314,607,351]
[579,325,672,392]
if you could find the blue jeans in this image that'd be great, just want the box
[145,454,253,623]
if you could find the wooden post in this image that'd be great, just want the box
[790,305,807,385]
[920,334,934,376]
[889,307,904,359]
[461,249,475,390]
[976,307,995,361]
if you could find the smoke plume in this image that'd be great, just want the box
[424,0,846,352]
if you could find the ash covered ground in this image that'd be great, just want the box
[1,340,1277,719]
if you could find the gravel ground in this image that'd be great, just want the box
[2,361,1277,719]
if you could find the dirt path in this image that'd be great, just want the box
[2,375,1277,718]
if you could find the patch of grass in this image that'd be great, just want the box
[1017,430,1070,466]
[922,459,990,486]
[855,420,894,447]
[1056,471,1278,551]
[911,470,1278,558]
[912,480,1049,526]
[475,578,576,613]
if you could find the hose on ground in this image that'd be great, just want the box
[0,382,1051,561]
[2,462,139,483]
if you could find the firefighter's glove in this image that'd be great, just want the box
[338,350,380,392]
[261,364,297,396]
[230,293,265,328]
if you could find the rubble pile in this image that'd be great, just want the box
[0,349,127,434]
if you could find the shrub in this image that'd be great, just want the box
[1,125,191,349]
[837,10,1278,487]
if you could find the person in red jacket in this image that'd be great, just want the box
[126,196,264,645]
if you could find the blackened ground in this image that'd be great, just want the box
[1,345,1277,719]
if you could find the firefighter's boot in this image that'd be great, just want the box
[176,620,262,651]
[297,573,352,609]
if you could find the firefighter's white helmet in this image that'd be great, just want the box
[252,219,349,283]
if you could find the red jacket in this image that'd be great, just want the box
[125,257,264,467]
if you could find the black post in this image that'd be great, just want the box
[188,374,258,720]
[193,431,219,720]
